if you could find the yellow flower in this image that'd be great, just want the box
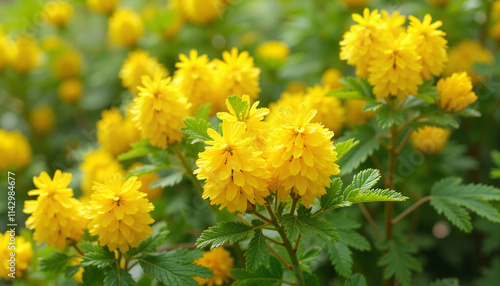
[321,68,343,90]
[213,48,261,112]
[380,10,406,37]
[256,41,290,62]
[266,105,340,206]
[411,126,451,154]
[490,21,500,41]
[132,73,190,149]
[129,164,163,201]
[80,149,125,196]
[194,247,234,286]
[217,95,270,150]
[345,99,375,126]
[368,33,422,100]
[493,0,500,20]
[24,170,88,249]
[108,9,144,48]
[87,174,155,252]
[436,72,477,112]
[87,0,120,14]
[285,81,307,93]
[0,129,32,171]
[267,91,304,123]
[340,8,386,77]
[408,14,448,79]
[43,1,74,27]
[0,232,33,280]
[444,41,493,84]
[97,107,140,156]
[12,35,42,73]
[304,85,345,134]
[195,121,271,213]
[340,0,368,9]
[174,49,216,113]
[181,0,224,25]
[0,30,14,70]
[71,257,84,283]
[119,49,168,95]
[30,105,56,135]
[58,78,83,103]
[52,50,82,79]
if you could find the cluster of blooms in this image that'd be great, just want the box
[0,232,33,280]
[194,247,234,286]
[0,129,32,171]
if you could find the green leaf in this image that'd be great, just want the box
[325,89,365,100]
[346,169,381,196]
[227,95,249,118]
[139,253,212,286]
[39,252,71,273]
[476,218,500,253]
[363,101,384,112]
[377,239,422,286]
[416,80,440,103]
[128,221,169,256]
[491,150,500,179]
[320,177,344,210]
[196,222,255,249]
[345,273,368,286]
[118,139,162,161]
[232,256,283,286]
[280,213,338,242]
[150,169,183,189]
[216,208,237,223]
[181,117,213,144]
[81,244,116,269]
[338,125,381,175]
[339,76,374,99]
[327,241,353,277]
[376,104,405,129]
[65,265,82,279]
[349,189,408,204]
[245,229,269,272]
[195,104,211,120]
[335,139,359,161]
[430,278,460,286]
[457,107,481,117]
[429,114,459,129]
[475,258,500,286]
[333,213,371,252]
[431,196,472,232]
[104,268,135,286]
[82,266,107,286]
[128,164,170,177]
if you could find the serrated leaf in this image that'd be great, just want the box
[429,114,459,129]
[320,177,344,210]
[430,278,460,286]
[196,222,256,249]
[333,212,371,251]
[82,245,116,269]
[139,253,212,286]
[150,169,183,189]
[326,89,365,100]
[363,101,384,112]
[338,125,381,175]
[377,239,422,286]
[430,197,472,232]
[216,208,237,223]
[118,139,162,161]
[457,107,481,117]
[245,229,269,272]
[376,104,405,129]
[227,95,250,118]
[232,256,283,286]
[345,273,368,286]
[327,241,353,277]
[195,104,211,120]
[335,139,359,161]
[128,164,169,177]
[181,117,213,144]
[416,80,440,103]
[128,221,169,256]
[280,213,338,242]
[299,247,321,266]
[350,189,408,204]
[65,265,82,279]
[104,268,135,286]
[304,272,320,286]
[82,266,107,286]
[339,76,374,99]
[39,252,71,273]
[348,169,381,194]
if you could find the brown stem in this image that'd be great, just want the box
[254,211,271,223]
[290,198,298,215]
[358,203,383,241]
[264,235,285,246]
[73,244,84,256]
[392,196,432,226]
[370,154,390,187]
[395,129,413,154]
[267,242,292,269]
[293,234,301,253]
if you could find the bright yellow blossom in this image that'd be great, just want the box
[87,174,154,252]
[195,121,271,213]
[87,0,120,14]
[304,85,345,134]
[109,9,144,48]
[256,41,290,62]
[119,49,168,95]
[0,232,33,280]
[0,30,14,70]
[58,78,83,103]
[408,14,448,79]
[380,10,406,37]
[444,41,493,84]
[436,72,477,112]
[52,50,83,79]
[266,105,340,206]
[24,170,88,249]
[12,35,42,73]
[80,149,125,196]
[411,126,451,154]
[132,73,190,149]
[97,107,140,156]
[181,0,224,25]
[0,129,32,171]
[30,105,56,135]
[321,68,343,90]
[129,164,163,201]
[194,247,234,286]
[43,1,74,27]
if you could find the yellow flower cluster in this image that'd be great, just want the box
[340,9,448,100]
[11,35,42,73]
[43,1,74,27]
[97,107,140,156]
[194,247,234,286]
[0,232,33,280]
[87,0,120,14]
[411,126,451,155]
[58,78,83,104]
[172,0,228,25]
[80,149,125,196]
[120,49,168,95]
[52,49,83,79]
[24,171,88,249]
[108,9,144,48]
[86,174,155,252]
[437,72,477,112]
[256,41,290,62]
[0,28,14,71]
[0,129,32,171]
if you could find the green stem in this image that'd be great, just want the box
[172,144,204,196]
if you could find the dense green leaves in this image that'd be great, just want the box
[82,266,107,286]
[335,138,359,161]
[338,125,381,175]
[280,209,338,242]
[181,117,213,144]
[104,268,136,286]
[118,139,162,161]
[128,221,169,256]
[245,229,269,272]
[320,178,344,210]
[326,89,366,100]
[376,104,405,130]
[327,242,352,277]
[149,169,183,189]
[339,76,374,99]
[345,273,368,286]
[81,244,115,269]
[39,252,72,273]
[196,222,255,249]
[227,95,249,117]
[232,256,283,286]
[377,239,422,286]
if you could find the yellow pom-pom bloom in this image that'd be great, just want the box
[304,85,345,134]
[30,105,56,135]
[87,0,120,14]
[174,49,216,113]
[267,91,304,124]
[194,247,234,286]
[108,9,144,48]
[0,30,14,71]
[12,35,42,73]
[444,41,492,84]
[132,73,190,149]
[119,49,168,95]
[0,129,32,171]
[340,8,386,77]
[181,0,224,25]
[195,121,271,213]
[80,149,125,196]
[213,48,261,111]
[490,22,500,41]
[24,170,88,249]
[408,14,448,79]
[129,163,163,201]
[368,33,423,100]
[436,72,477,112]
[58,78,83,103]
[266,105,340,206]
[52,50,82,79]
[86,174,155,252]
[411,126,451,154]
[256,41,290,62]
[43,1,74,27]
[345,99,375,126]
[0,232,33,280]
[97,107,140,156]
[321,68,343,90]
[380,10,406,37]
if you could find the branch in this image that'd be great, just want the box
[392,196,432,225]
